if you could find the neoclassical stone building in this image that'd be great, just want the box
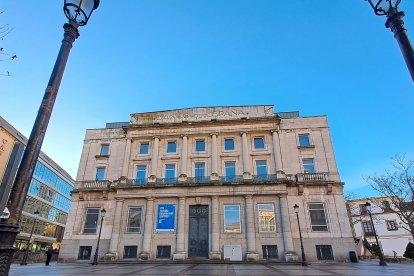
[59,105,355,263]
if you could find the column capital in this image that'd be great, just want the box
[152,136,160,140]
[271,129,279,134]
[211,195,219,200]
[210,133,218,137]
[178,196,186,201]
[145,197,154,201]
[244,194,254,200]
[115,198,124,203]
[278,193,288,199]
[181,134,188,138]
[240,131,248,136]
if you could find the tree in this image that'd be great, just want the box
[403,242,414,260]
[365,155,414,239]
[0,10,16,77]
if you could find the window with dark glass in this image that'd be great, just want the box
[256,160,268,176]
[100,144,109,155]
[195,139,205,152]
[224,205,241,232]
[316,245,334,260]
[95,167,105,180]
[124,246,138,259]
[156,246,171,259]
[386,220,398,231]
[362,221,374,235]
[139,143,149,154]
[308,203,328,231]
[303,158,315,173]
[262,245,278,259]
[195,162,205,179]
[126,207,142,233]
[167,141,177,153]
[83,208,100,234]
[136,165,147,183]
[165,164,176,179]
[299,134,311,147]
[254,137,265,149]
[78,246,92,260]
[224,138,235,151]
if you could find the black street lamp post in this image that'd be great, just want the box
[364,202,387,266]
[366,0,414,82]
[293,204,307,266]
[20,210,40,266]
[92,208,106,265]
[0,1,99,275]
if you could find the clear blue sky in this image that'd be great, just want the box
[1,1,414,197]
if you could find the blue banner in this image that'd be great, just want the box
[156,204,175,232]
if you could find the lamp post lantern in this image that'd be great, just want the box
[366,0,414,82]
[364,202,387,266]
[0,1,99,274]
[20,210,40,266]
[293,204,307,266]
[92,208,106,265]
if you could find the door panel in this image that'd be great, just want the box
[188,205,209,258]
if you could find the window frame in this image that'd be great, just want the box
[164,163,176,179]
[315,245,334,260]
[224,161,236,181]
[78,246,92,260]
[362,220,375,235]
[224,138,235,151]
[258,203,276,233]
[126,206,143,233]
[123,246,138,259]
[194,162,206,178]
[298,134,311,147]
[253,136,266,150]
[83,208,100,234]
[166,140,177,154]
[302,158,316,173]
[139,142,149,155]
[100,144,110,155]
[136,164,147,183]
[224,204,241,233]
[95,167,106,181]
[255,160,268,176]
[308,203,329,232]
[195,139,206,152]
[386,220,399,231]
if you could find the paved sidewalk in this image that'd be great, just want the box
[9,261,414,275]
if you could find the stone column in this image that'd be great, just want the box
[209,195,221,259]
[210,133,219,181]
[271,130,284,178]
[173,197,186,260]
[149,136,159,183]
[241,132,252,180]
[121,139,132,178]
[140,197,154,260]
[278,194,295,260]
[245,195,259,260]
[108,199,124,259]
[179,135,188,183]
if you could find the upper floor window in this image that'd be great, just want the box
[254,137,265,149]
[258,204,276,232]
[224,205,241,233]
[195,139,205,152]
[165,164,176,179]
[362,221,374,235]
[303,158,315,173]
[224,138,235,151]
[299,134,311,147]
[139,143,149,154]
[126,207,143,233]
[256,160,268,176]
[83,208,100,234]
[100,144,109,155]
[308,203,328,231]
[166,141,177,153]
[225,161,236,178]
[195,162,205,178]
[386,220,398,231]
[95,167,105,181]
[136,165,147,183]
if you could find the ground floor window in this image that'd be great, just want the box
[124,246,138,259]
[315,245,334,260]
[78,246,92,260]
[262,245,278,259]
[156,246,171,259]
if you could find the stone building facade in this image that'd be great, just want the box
[59,105,355,263]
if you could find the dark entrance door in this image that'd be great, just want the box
[188,205,209,258]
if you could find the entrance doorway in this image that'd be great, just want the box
[188,205,209,258]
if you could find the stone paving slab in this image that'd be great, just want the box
[9,261,414,276]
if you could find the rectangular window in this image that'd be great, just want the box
[100,144,109,155]
[83,208,100,234]
[299,134,311,147]
[139,143,149,154]
[224,138,235,151]
[258,204,276,232]
[386,220,398,231]
[78,246,92,260]
[224,205,241,233]
[256,160,268,176]
[126,207,142,233]
[165,164,176,179]
[254,137,265,149]
[362,221,374,235]
[136,165,147,184]
[225,161,236,181]
[195,162,205,178]
[316,245,334,260]
[124,246,138,259]
[95,167,105,181]
[166,141,177,153]
[308,203,328,231]
[195,139,205,152]
[303,158,315,173]
[156,246,171,259]
[262,245,278,259]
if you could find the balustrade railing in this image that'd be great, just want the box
[295,172,329,183]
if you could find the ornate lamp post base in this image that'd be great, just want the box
[0,223,19,274]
